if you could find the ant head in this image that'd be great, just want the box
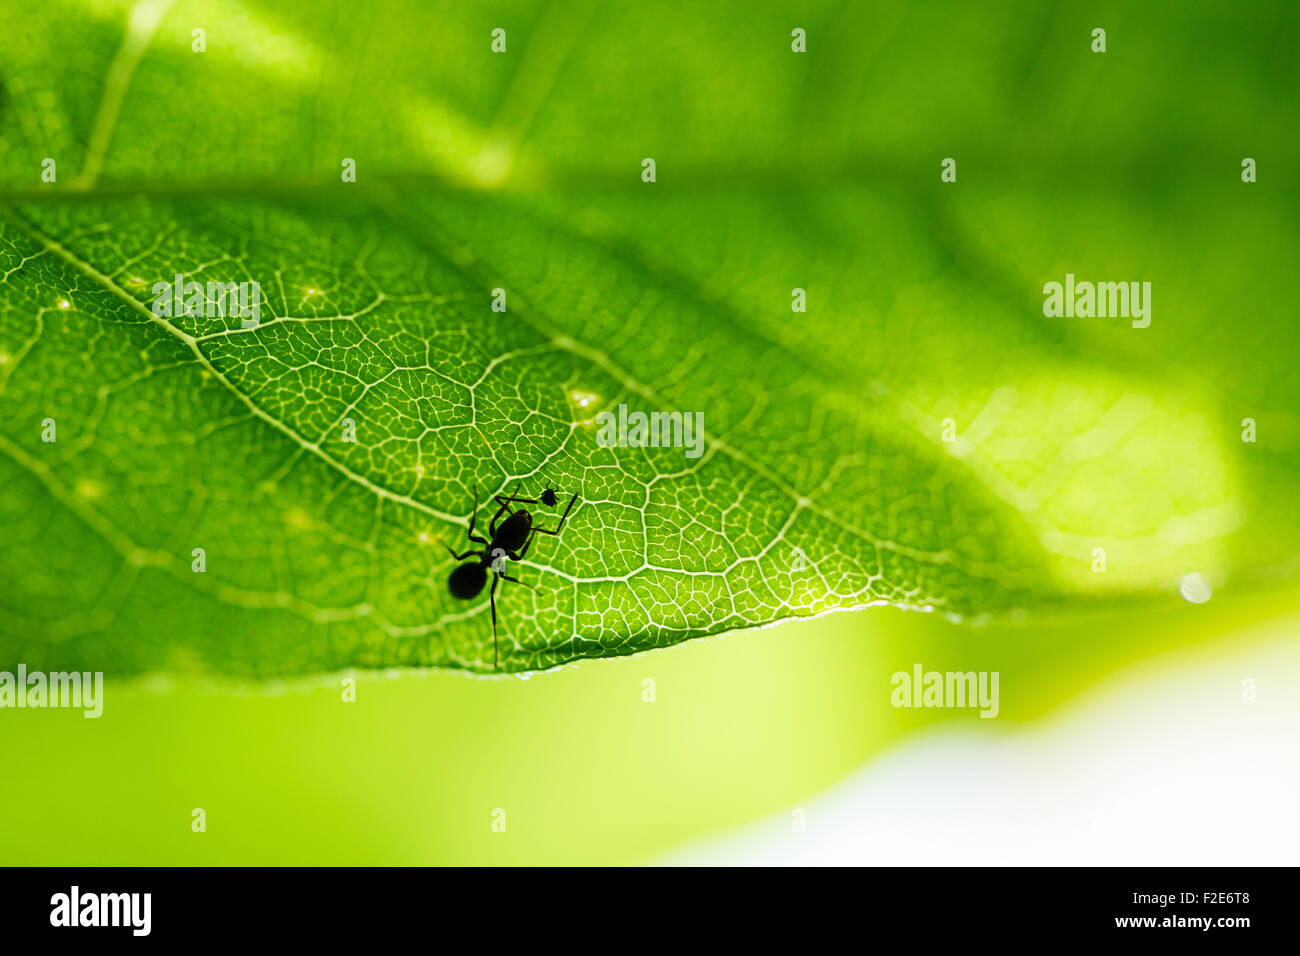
[540,487,559,507]
[448,562,487,599]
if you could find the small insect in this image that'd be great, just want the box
[445,482,580,669]
[536,474,561,508]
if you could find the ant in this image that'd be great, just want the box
[445,482,579,669]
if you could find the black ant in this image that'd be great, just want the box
[445,482,579,669]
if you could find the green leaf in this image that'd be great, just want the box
[1,0,1297,676]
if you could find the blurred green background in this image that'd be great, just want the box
[3,589,1295,865]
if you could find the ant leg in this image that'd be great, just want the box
[443,543,479,561]
[493,479,541,509]
[490,485,542,536]
[489,503,516,537]
[512,493,578,560]
[488,484,525,536]
[531,493,580,536]
[489,572,500,670]
[488,499,515,537]
[465,486,487,544]
[499,572,534,590]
